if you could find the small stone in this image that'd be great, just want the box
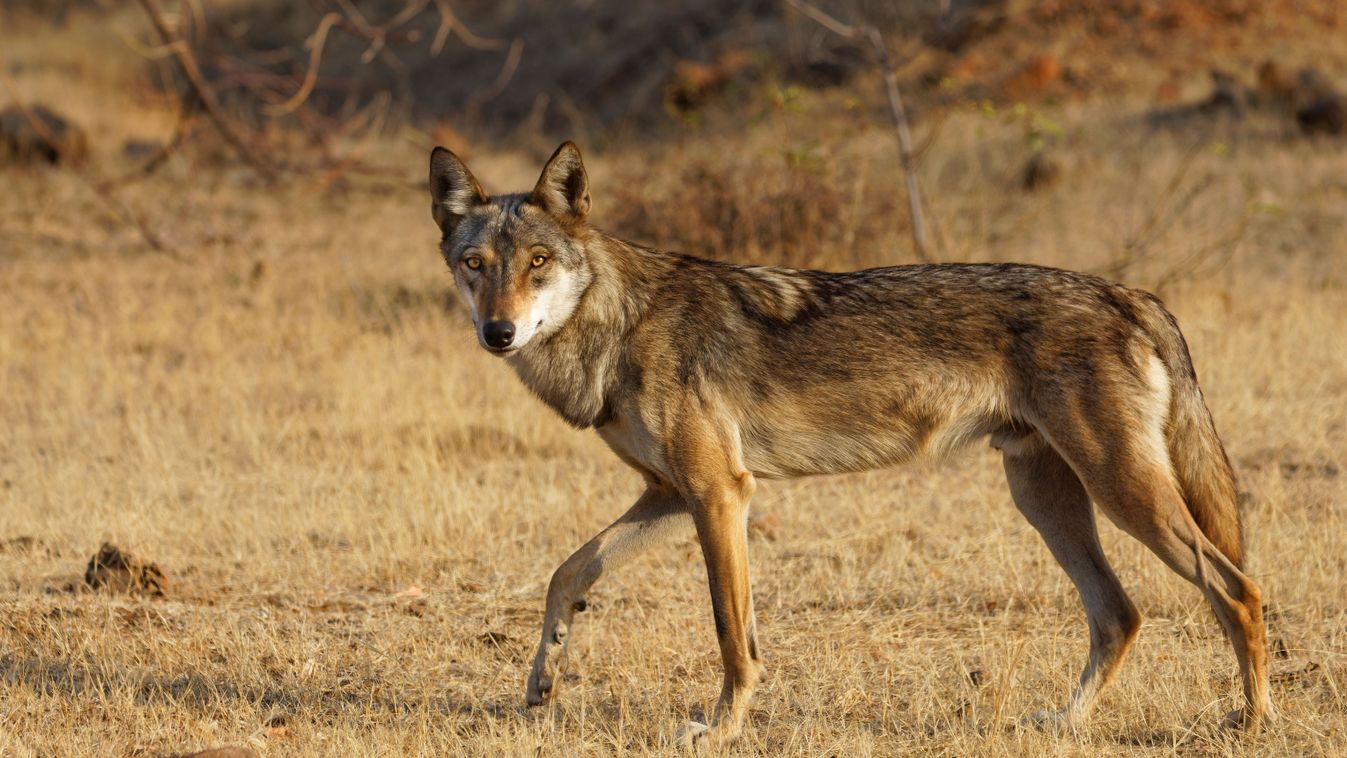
[1022,151,1061,191]
[0,103,88,165]
[1297,95,1347,136]
[84,543,168,597]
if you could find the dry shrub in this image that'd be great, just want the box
[607,147,906,270]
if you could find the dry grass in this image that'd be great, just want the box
[3,14,1347,757]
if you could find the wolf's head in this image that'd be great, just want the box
[429,142,596,354]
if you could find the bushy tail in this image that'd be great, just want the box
[1141,298,1245,568]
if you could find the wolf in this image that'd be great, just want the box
[427,142,1273,747]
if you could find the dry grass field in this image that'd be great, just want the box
[3,4,1347,757]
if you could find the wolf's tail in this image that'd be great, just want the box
[1139,297,1245,569]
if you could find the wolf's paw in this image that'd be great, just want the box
[1025,708,1076,736]
[1222,704,1275,732]
[526,639,572,707]
[673,720,742,752]
[675,720,711,750]
[525,669,553,707]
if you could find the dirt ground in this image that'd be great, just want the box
[2,3,1346,756]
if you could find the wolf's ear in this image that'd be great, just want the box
[530,141,590,221]
[429,147,487,234]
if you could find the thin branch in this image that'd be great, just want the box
[384,0,432,34]
[265,12,342,116]
[325,0,413,104]
[784,0,857,37]
[785,0,933,262]
[1100,136,1212,278]
[135,0,278,182]
[867,25,931,262]
[466,38,525,108]
[430,0,510,53]
[109,95,197,187]
[333,0,389,63]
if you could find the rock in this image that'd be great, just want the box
[1297,95,1347,136]
[1296,66,1339,103]
[0,103,88,165]
[84,543,168,596]
[1257,61,1340,114]
[1021,151,1060,191]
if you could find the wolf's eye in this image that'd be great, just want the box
[464,255,483,271]
[531,254,548,268]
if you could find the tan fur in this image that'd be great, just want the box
[427,142,1274,746]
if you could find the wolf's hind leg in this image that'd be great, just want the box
[525,484,690,706]
[1077,463,1275,730]
[1002,434,1142,731]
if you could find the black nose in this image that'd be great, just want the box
[482,320,515,349]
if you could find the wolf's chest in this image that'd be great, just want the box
[508,342,612,429]
[595,412,671,480]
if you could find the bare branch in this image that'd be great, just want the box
[783,0,857,38]
[265,13,342,116]
[110,95,197,187]
[135,0,278,182]
[785,0,933,262]
[430,0,510,53]
[866,25,931,263]
[466,38,525,108]
[122,0,511,184]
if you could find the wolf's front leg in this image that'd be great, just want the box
[677,463,764,750]
[526,484,690,706]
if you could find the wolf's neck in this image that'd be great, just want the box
[505,232,666,428]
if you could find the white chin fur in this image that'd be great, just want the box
[520,269,584,347]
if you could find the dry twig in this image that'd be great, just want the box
[429,0,510,52]
[124,0,516,185]
[785,0,932,262]
[266,13,343,116]
[466,38,525,109]
[135,0,278,182]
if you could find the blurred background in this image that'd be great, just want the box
[3,3,1347,756]
[4,0,1346,274]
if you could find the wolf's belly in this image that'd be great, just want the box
[738,393,1001,479]
[740,420,925,479]
[596,376,1007,483]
